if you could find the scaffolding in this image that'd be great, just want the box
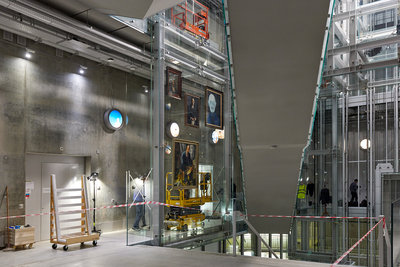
[171,0,209,39]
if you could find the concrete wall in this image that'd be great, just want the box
[228,0,330,233]
[0,31,151,245]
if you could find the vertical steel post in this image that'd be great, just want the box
[232,211,236,256]
[332,94,338,259]
[378,216,384,267]
[125,171,128,246]
[391,202,394,267]
[225,82,232,215]
[280,233,283,259]
[240,234,244,255]
[395,76,399,172]
[223,239,227,253]
[151,16,165,246]
[368,88,376,266]
[268,233,272,258]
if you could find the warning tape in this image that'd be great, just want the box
[0,201,200,221]
[246,214,377,220]
[331,218,384,266]
[0,202,380,222]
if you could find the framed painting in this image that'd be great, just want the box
[166,67,182,100]
[205,88,223,129]
[184,94,200,128]
[172,139,199,189]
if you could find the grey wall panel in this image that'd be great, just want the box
[0,34,151,242]
[228,0,330,232]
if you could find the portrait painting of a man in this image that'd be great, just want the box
[173,140,198,189]
[205,88,223,129]
[166,67,182,100]
[185,94,200,128]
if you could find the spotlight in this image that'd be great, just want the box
[79,65,87,75]
[87,172,99,181]
[172,60,180,64]
[24,49,35,59]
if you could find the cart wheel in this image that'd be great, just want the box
[28,243,33,249]
[92,240,97,246]
[63,245,68,251]
[52,244,57,249]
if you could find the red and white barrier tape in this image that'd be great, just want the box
[331,218,384,266]
[0,201,200,221]
[246,214,377,220]
[0,202,380,222]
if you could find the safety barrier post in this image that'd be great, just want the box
[378,215,384,267]
[232,211,236,256]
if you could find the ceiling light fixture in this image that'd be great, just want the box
[166,54,196,69]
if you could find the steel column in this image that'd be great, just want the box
[151,17,165,246]
[332,94,339,259]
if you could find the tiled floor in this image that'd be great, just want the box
[0,231,331,267]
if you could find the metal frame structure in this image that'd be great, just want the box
[171,0,210,39]
[291,0,400,265]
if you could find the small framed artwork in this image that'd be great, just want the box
[166,67,182,100]
[172,139,199,189]
[205,88,223,129]
[184,94,200,128]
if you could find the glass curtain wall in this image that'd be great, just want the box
[290,0,398,266]
[126,0,246,247]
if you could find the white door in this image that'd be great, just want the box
[40,163,84,241]
[25,155,85,242]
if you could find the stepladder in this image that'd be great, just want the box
[50,174,99,251]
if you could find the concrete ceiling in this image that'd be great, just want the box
[35,0,152,46]
[78,0,183,18]
[228,0,330,233]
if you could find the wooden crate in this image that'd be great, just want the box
[9,227,35,248]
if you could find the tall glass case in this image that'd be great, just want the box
[126,0,246,247]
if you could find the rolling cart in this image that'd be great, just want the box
[50,174,99,251]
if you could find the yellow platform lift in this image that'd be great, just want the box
[165,171,212,232]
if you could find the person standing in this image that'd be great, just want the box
[132,178,146,231]
[350,179,358,205]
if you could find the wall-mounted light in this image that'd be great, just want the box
[79,65,87,75]
[211,130,219,144]
[166,121,180,138]
[25,49,35,59]
[360,139,371,150]
[165,145,172,155]
[87,172,99,181]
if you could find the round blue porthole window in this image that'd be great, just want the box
[104,108,124,131]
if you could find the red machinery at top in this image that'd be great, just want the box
[171,0,209,40]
